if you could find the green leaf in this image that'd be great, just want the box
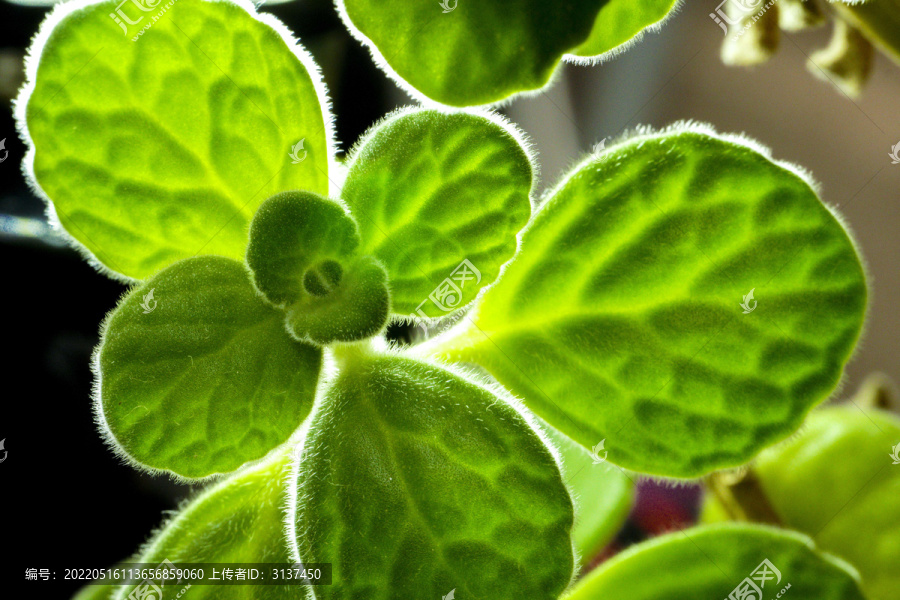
[563,523,866,600]
[337,0,607,105]
[337,1,681,106]
[115,450,304,600]
[246,191,390,344]
[292,346,575,600]
[342,109,533,318]
[18,0,331,280]
[284,256,390,345]
[426,124,867,478]
[571,0,679,58]
[96,256,321,479]
[832,0,900,66]
[545,425,633,566]
[750,399,900,600]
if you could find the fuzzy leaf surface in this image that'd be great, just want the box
[20,0,329,279]
[114,451,303,600]
[338,0,605,105]
[337,1,681,105]
[430,127,867,477]
[342,109,532,318]
[293,349,574,600]
[246,191,390,344]
[97,256,321,479]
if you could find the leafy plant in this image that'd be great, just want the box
[13,1,893,599]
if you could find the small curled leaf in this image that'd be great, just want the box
[246,191,391,345]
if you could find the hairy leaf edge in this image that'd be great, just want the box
[344,105,539,328]
[562,0,685,67]
[334,1,681,109]
[416,120,870,480]
[106,436,308,600]
[423,119,870,358]
[562,523,865,599]
[90,286,329,483]
[13,0,338,283]
[344,105,540,203]
[284,339,582,583]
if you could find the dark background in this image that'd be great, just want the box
[1,0,897,595]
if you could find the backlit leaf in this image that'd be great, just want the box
[114,450,304,600]
[426,124,867,477]
[341,109,532,318]
[571,0,680,58]
[96,256,321,479]
[18,0,331,279]
[337,0,680,106]
[292,347,575,600]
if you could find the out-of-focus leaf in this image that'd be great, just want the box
[545,426,634,566]
[563,524,866,600]
[832,0,900,65]
[341,109,532,318]
[114,450,304,600]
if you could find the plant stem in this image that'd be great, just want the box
[706,470,783,526]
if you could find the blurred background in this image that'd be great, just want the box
[1,0,897,594]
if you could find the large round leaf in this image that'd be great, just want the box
[337,0,605,106]
[563,524,866,600]
[337,1,681,106]
[96,256,321,479]
[427,124,867,478]
[292,348,575,600]
[17,0,332,280]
